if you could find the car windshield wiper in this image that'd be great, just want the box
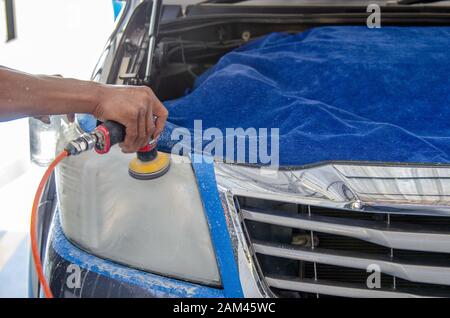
[397,0,449,4]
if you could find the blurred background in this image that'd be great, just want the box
[0,0,120,297]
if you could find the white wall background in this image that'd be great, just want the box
[0,0,115,77]
[0,2,116,297]
[0,0,115,231]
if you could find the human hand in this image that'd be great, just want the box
[93,85,168,153]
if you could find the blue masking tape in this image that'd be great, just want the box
[191,155,243,297]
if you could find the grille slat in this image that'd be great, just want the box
[242,208,450,254]
[265,276,430,298]
[253,241,450,286]
[238,196,450,298]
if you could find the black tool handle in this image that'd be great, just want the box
[102,120,126,146]
[94,120,126,154]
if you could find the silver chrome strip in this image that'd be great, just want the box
[214,161,450,297]
[242,208,450,254]
[215,162,450,216]
[217,189,270,297]
[265,276,430,298]
[254,242,450,286]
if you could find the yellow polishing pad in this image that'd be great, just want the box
[128,152,170,180]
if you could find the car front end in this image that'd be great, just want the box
[31,0,450,298]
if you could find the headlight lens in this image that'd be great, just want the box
[55,122,220,286]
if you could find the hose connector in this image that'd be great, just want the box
[65,120,126,156]
[65,132,97,156]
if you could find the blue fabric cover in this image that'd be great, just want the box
[159,26,450,166]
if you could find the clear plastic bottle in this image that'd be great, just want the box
[29,116,62,166]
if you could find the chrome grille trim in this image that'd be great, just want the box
[242,208,450,254]
[217,189,270,297]
[253,241,450,286]
[214,161,450,298]
[215,162,450,216]
[265,276,429,298]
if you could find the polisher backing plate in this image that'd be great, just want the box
[128,152,171,180]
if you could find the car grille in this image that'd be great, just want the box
[236,196,450,298]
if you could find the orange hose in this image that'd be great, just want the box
[30,150,69,298]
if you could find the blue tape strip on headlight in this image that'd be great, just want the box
[191,155,244,298]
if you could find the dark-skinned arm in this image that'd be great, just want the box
[0,66,168,153]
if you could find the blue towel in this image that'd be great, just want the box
[158,26,450,166]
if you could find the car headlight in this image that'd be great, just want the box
[55,122,220,286]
